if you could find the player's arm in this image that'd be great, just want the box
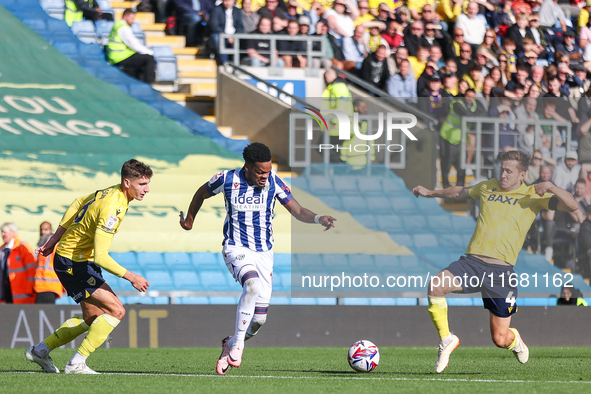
[94,231,149,292]
[412,185,472,201]
[282,197,337,231]
[36,225,67,257]
[180,183,214,230]
[534,181,579,212]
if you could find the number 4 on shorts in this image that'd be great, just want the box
[505,291,516,307]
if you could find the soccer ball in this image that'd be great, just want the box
[347,340,380,372]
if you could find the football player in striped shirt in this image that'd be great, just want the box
[180,142,336,374]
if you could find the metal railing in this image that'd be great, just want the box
[219,33,324,69]
[290,112,410,172]
[460,117,572,178]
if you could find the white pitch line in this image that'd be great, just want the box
[13,371,591,384]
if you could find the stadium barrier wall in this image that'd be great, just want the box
[217,69,291,166]
[1,305,590,349]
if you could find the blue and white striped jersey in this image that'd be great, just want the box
[206,168,293,252]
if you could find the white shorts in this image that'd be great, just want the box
[222,244,274,305]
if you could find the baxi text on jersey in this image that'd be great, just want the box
[233,194,267,211]
[487,194,520,205]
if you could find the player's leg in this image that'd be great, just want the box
[428,259,471,374]
[245,250,273,341]
[489,312,529,363]
[65,282,125,374]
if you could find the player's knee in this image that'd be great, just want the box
[252,313,267,327]
[244,277,262,297]
[427,280,445,297]
[491,331,508,348]
[109,304,126,320]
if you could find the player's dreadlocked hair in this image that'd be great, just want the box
[121,159,153,182]
[500,150,530,172]
[243,142,272,165]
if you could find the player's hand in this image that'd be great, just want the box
[179,211,193,230]
[534,181,554,196]
[320,215,337,231]
[36,238,56,257]
[412,185,431,198]
[125,271,150,292]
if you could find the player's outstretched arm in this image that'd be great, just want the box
[36,225,67,257]
[283,198,336,231]
[180,183,213,230]
[534,181,579,212]
[412,185,471,201]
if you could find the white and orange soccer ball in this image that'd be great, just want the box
[347,340,380,372]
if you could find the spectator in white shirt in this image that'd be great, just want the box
[106,9,155,83]
[342,25,368,71]
[455,1,487,46]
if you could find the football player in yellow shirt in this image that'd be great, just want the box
[413,150,578,373]
[25,159,152,374]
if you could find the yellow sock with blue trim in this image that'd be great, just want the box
[43,314,90,351]
[428,296,451,340]
[77,313,120,358]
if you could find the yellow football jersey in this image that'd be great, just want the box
[57,185,129,262]
[467,179,553,266]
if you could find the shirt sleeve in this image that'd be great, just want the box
[205,170,227,195]
[469,181,488,199]
[93,231,127,277]
[118,25,154,55]
[59,193,95,228]
[273,174,293,205]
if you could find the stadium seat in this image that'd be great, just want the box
[46,17,70,32]
[95,20,114,47]
[178,296,209,304]
[306,177,334,195]
[427,215,453,234]
[366,196,394,214]
[373,255,400,272]
[348,254,376,272]
[376,214,404,232]
[353,213,377,229]
[94,0,114,19]
[357,177,385,196]
[22,17,47,33]
[53,40,77,56]
[416,198,445,215]
[155,61,178,83]
[125,296,154,305]
[109,252,141,273]
[209,296,239,304]
[389,233,414,248]
[145,270,175,290]
[382,177,408,194]
[164,252,192,271]
[172,270,201,291]
[341,195,368,214]
[273,272,291,292]
[391,196,417,215]
[290,177,308,191]
[80,56,106,67]
[293,254,324,273]
[323,254,349,272]
[137,252,166,271]
[191,252,225,271]
[39,0,66,19]
[319,195,343,210]
[274,253,291,273]
[342,298,370,305]
[198,270,230,291]
[131,22,146,45]
[333,177,359,195]
[451,215,476,234]
[369,298,397,306]
[402,215,429,233]
[78,42,104,57]
[438,234,466,250]
[413,233,440,249]
[71,20,97,44]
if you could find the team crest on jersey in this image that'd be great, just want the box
[99,189,110,200]
[237,254,245,260]
[87,277,96,286]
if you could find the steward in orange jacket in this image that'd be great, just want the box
[0,228,36,303]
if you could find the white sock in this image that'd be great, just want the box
[228,276,261,349]
[33,341,51,358]
[69,351,87,365]
[440,334,453,346]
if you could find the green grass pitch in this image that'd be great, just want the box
[2,347,591,393]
